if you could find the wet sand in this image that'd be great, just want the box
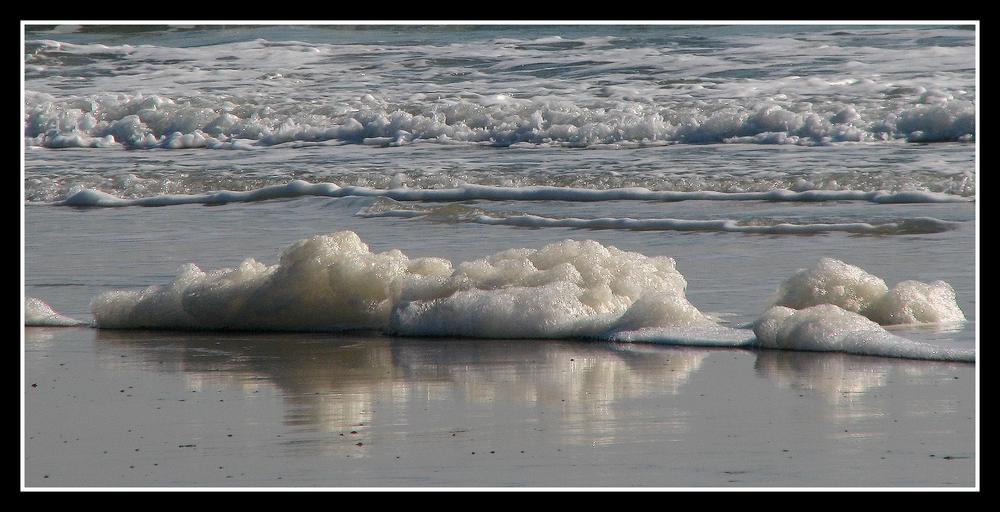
[23,326,977,489]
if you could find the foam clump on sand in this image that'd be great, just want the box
[91,231,712,337]
[390,238,708,338]
[91,231,454,331]
[764,257,888,315]
[753,258,971,360]
[764,257,966,325]
[87,234,971,361]
[754,304,879,350]
[25,297,87,327]
[865,279,966,325]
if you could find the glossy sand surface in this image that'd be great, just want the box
[23,326,976,489]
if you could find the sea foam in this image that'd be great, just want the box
[77,231,973,361]
[90,231,455,331]
[388,239,701,338]
[55,180,970,208]
[24,297,89,327]
[752,258,971,361]
[765,257,967,325]
[90,231,704,338]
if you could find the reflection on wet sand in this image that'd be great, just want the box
[88,330,973,448]
[751,348,973,446]
[89,331,711,442]
[753,349,970,401]
[24,326,976,487]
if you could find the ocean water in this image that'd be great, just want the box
[23,23,978,362]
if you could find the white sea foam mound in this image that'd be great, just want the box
[91,231,705,336]
[753,258,971,361]
[24,297,87,327]
[754,304,879,351]
[753,304,973,361]
[765,257,889,314]
[865,279,967,325]
[389,239,705,338]
[765,257,965,325]
[86,233,972,361]
[91,231,454,331]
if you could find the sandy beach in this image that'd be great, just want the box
[23,325,977,489]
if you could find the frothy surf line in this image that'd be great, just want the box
[358,208,962,235]
[54,180,971,207]
[24,307,974,362]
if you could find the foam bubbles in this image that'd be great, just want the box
[24,297,88,327]
[753,304,973,361]
[766,257,889,314]
[866,280,967,325]
[755,304,880,351]
[80,233,970,361]
[765,257,966,326]
[90,231,705,339]
[390,281,604,339]
[91,231,454,331]
[753,258,971,361]
[389,238,699,338]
